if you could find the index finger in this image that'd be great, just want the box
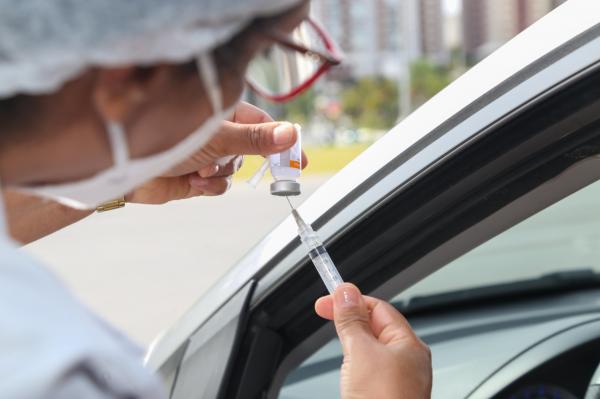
[315,294,417,344]
[363,296,418,344]
[231,101,274,124]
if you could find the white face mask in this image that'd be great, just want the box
[13,53,234,210]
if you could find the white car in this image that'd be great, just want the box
[146,1,600,398]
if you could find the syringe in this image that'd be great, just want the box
[287,198,344,294]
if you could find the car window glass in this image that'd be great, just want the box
[277,178,600,398]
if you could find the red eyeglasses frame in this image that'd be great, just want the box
[245,17,343,103]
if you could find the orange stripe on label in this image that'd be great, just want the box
[289,160,301,169]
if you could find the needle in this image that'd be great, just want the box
[285,195,295,210]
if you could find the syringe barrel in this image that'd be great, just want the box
[307,245,344,294]
[298,228,321,250]
[292,209,344,294]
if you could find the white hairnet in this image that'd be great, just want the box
[0,0,302,99]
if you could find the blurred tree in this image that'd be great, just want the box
[280,88,316,125]
[341,77,399,129]
[274,59,454,132]
[410,60,452,108]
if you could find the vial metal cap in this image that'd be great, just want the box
[270,180,301,196]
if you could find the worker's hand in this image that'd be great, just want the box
[315,283,432,399]
[126,101,308,205]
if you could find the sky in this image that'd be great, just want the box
[443,0,461,15]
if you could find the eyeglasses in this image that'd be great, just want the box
[246,17,343,103]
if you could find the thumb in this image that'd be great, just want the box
[333,283,374,347]
[211,120,297,157]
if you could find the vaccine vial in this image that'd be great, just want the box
[269,123,302,196]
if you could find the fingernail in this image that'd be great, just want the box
[334,283,360,308]
[273,122,294,145]
[234,156,244,172]
[189,176,210,188]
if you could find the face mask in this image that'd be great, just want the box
[13,53,234,210]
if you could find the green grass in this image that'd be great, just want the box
[235,143,371,179]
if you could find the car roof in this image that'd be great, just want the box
[146,0,600,369]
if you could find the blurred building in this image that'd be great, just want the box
[462,0,567,63]
[418,0,448,64]
[461,0,486,62]
[444,7,462,50]
[311,0,448,79]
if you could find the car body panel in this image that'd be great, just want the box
[170,282,254,398]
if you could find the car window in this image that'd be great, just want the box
[277,177,600,398]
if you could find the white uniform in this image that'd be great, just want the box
[0,234,166,399]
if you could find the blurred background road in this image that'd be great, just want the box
[25,176,330,347]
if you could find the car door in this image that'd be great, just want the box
[145,2,600,398]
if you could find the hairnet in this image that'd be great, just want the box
[0,0,302,99]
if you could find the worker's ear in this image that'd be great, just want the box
[92,66,172,123]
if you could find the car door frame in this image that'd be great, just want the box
[225,27,600,399]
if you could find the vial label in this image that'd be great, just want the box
[289,123,302,169]
[269,123,302,180]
